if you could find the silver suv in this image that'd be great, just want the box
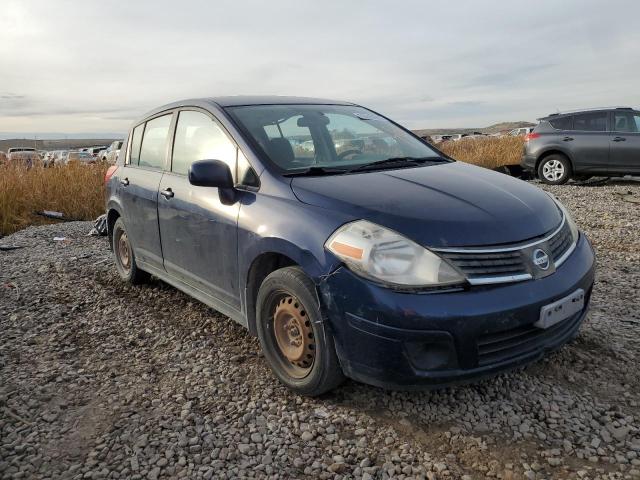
[521,107,640,184]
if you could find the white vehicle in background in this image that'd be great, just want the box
[66,151,96,165]
[450,134,468,141]
[52,150,69,165]
[7,147,41,167]
[431,135,453,144]
[508,127,534,136]
[42,151,55,166]
[86,146,107,158]
[101,140,123,163]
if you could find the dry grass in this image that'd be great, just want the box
[0,136,525,237]
[0,163,107,237]
[438,136,525,169]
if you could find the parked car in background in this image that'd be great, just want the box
[7,147,41,167]
[87,146,107,158]
[509,127,534,136]
[101,140,123,163]
[522,107,640,184]
[42,151,55,167]
[52,150,68,165]
[432,135,453,144]
[105,96,595,396]
[66,151,96,165]
[450,134,467,141]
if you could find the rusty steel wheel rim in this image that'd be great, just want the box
[117,231,131,270]
[272,296,315,376]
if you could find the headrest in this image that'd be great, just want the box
[269,138,295,166]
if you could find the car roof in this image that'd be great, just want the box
[133,96,356,126]
[208,95,354,107]
[539,107,636,120]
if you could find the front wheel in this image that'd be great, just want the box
[256,267,345,396]
[538,154,571,185]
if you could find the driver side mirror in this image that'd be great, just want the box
[189,159,234,188]
[188,159,237,204]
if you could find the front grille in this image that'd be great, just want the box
[440,251,527,279]
[437,216,575,284]
[548,220,573,262]
[476,305,585,367]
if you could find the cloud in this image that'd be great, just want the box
[0,0,639,133]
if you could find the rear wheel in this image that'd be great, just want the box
[256,267,344,396]
[538,154,571,185]
[112,218,150,284]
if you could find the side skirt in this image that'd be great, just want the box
[138,261,248,329]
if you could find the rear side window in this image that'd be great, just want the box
[572,112,607,132]
[171,110,237,176]
[129,124,144,165]
[139,114,172,169]
[549,116,573,130]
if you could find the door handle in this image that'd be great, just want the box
[160,188,174,199]
[563,137,574,142]
[613,136,626,142]
[120,177,129,186]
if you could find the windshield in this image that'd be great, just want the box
[226,104,444,172]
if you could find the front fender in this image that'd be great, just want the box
[237,196,351,284]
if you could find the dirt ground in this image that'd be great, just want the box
[1,180,639,480]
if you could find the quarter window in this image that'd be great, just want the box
[572,112,607,132]
[549,116,573,130]
[139,114,172,169]
[172,110,237,176]
[129,124,144,165]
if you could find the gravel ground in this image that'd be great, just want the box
[1,180,639,480]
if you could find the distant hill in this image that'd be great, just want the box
[0,138,121,152]
[412,121,535,137]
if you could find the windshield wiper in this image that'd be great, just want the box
[283,166,348,177]
[345,156,443,174]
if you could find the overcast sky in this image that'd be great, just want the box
[1,0,639,135]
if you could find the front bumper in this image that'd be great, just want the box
[318,233,595,390]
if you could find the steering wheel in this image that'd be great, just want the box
[337,149,363,160]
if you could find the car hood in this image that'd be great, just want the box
[290,161,561,248]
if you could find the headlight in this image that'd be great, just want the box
[549,195,579,243]
[325,220,465,288]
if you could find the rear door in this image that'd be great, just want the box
[609,110,640,174]
[566,111,611,173]
[119,113,173,270]
[157,109,241,309]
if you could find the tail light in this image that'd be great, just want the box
[524,132,541,142]
[105,165,118,184]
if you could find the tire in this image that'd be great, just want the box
[112,218,150,284]
[537,154,572,185]
[256,266,345,396]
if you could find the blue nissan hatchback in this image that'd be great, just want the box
[105,96,595,395]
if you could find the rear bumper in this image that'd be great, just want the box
[318,234,595,390]
[520,153,537,171]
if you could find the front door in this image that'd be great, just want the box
[119,114,173,270]
[609,111,640,174]
[157,109,241,309]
